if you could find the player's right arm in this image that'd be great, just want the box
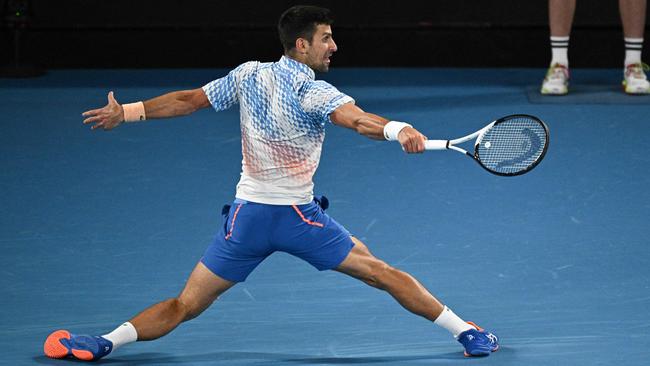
[82,88,210,131]
[330,102,427,154]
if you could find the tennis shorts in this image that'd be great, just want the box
[200,196,355,282]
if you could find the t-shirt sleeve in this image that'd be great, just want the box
[202,62,257,112]
[301,80,355,124]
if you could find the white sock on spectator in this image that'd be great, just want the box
[550,36,570,67]
[624,37,643,66]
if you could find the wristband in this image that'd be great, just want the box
[383,121,412,141]
[123,102,146,122]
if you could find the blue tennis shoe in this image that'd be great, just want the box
[457,322,499,357]
[44,330,113,361]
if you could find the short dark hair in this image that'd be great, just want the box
[278,5,334,53]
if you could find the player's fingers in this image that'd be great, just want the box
[401,140,410,153]
[83,115,102,124]
[82,109,101,117]
[413,140,421,153]
[405,138,415,154]
[108,91,118,105]
[410,136,421,153]
[417,135,426,153]
[90,121,104,130]
[401,141,409,153]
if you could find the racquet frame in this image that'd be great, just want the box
[423,114,549,176]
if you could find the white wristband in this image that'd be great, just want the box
[383,121,412,141]
[123,102,146,123]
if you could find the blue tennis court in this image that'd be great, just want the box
[1,67,649,365]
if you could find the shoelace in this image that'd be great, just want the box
[626,62,649,79]
[547,64,569,81]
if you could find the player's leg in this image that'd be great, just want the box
[281,200,444,322]
[619,0,650,93]
[129,261,236,340]
[541,0,575,94]
[335,237,498,357]
[336,237,444,321]
[43,200,272,361]
[281,200,498,356]
[44,262,236,361]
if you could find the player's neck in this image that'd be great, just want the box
[285,52,309,68]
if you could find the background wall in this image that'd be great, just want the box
[1,0,649,69]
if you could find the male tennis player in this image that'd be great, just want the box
[44,5,498,361]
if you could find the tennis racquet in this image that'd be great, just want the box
[424,114,549,176]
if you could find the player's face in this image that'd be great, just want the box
[305,24,337,72]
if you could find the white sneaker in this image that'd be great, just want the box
[541,63,570,95]
[623,63,650,94]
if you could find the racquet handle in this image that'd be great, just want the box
[424,140,449,150]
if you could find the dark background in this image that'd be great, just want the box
[1,0,649,69]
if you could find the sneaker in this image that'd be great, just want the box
[541,63,570,95]
[623,63,650,94]
[457,322,499,357]
[44,330,113,361]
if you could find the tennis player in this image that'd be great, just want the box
[44,5,498,361]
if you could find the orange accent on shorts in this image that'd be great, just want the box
[44,330,71,359]
[225,203,243,240]
[291,205,324,227]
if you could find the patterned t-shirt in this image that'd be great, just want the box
[203,56,354,204]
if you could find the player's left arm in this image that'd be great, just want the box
[329,102,427,153]
[82,88,211,131]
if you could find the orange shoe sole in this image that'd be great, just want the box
[44,330,94,361]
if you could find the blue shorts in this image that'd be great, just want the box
[201,196,355,282]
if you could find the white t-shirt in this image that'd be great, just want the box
[203,56,354,205]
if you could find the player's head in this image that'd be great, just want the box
[278,5,337,72]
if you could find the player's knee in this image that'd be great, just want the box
[165,297,199,322]
[178,295,218,322]
[364,260,393,290]
[164,298,187,319]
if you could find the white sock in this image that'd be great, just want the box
[550,36,570,67]
[434,306,475,339]
[102,322,138,350]
[624,37,643,66]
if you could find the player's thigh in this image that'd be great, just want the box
[335,237,388,282]
[178,262,236,316]
[279,202,354,271]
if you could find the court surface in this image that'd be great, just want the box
[1,67,649,365]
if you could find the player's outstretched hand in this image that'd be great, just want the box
[398,127,427,153]
[82,91,124,130]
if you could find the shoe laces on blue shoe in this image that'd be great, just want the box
[457,322,499,357]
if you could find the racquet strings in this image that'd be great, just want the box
[476,116,548,175]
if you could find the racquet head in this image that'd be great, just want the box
[474,114,549,176]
